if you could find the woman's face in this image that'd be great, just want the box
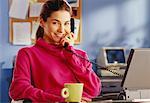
[41,10,71,44]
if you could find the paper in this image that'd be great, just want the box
[13,22,31,45]
[74,18,80,40]
[9,0,30,19]
[29,3,44,17]
[31,20,40,39]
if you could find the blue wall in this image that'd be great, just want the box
[1,0,150,68]
[82,0,150,59]
[0,0,30,68]
[0,0,2,61]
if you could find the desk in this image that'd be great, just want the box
[92,99,150,103]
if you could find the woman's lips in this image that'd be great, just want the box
[55,33,64,38]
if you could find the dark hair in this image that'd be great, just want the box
[36,0,72,39]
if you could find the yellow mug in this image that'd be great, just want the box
[61,83,84,102]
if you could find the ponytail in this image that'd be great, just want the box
[36,26,44,39]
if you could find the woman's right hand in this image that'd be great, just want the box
[60,32,75,47]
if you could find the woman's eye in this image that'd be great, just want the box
[65,22,70,26]
[52,22,58,25]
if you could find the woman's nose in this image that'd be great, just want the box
[58,24,65,33]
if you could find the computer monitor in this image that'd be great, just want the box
[97,47,127,68]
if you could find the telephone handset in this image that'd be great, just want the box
[64,48,124,77]
[70,18,75,33]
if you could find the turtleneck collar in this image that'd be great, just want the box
[35,38,64,52]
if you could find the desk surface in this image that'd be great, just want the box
[92,99,150,103]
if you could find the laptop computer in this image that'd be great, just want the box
[121,48,150,90]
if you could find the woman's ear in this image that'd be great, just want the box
[39,18,45,28]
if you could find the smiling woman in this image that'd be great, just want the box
[9,0,101,102]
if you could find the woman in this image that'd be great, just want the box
[9,0,101,102]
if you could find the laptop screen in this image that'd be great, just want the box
[121,49,150,89]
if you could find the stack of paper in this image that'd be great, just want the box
[29,2,44,17]
[9,0,30,19]
[13,22,31,45]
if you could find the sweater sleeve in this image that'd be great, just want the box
[63,46,101,99]
[9,48,63,102]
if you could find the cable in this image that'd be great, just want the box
[65,48,124,77]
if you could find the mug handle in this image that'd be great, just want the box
[61,88,69,98]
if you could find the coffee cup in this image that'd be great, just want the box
[61,83,84,102]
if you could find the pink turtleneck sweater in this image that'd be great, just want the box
[9,38,101,102]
